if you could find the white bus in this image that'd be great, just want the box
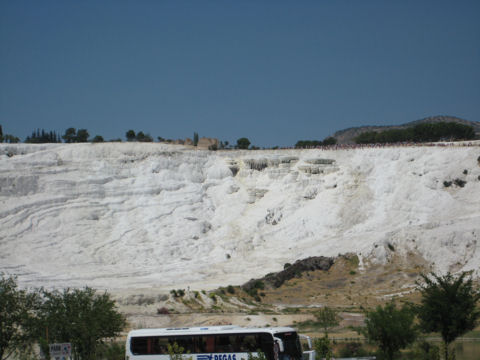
[125,326,315,360]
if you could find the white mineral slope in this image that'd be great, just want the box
[0,143,479,293]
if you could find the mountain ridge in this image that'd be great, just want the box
[332,115,480,144]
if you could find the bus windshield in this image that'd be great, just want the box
[274,332,302,360]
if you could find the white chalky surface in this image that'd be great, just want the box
[0,143,479,292]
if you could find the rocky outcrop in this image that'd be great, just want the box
[243,256,335,290]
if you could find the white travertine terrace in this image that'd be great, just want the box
[1,142,479,292]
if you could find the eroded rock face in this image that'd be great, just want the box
[266,256,335,288]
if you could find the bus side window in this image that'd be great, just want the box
[156,337,169,354]
[216,335,233,353]
[196,336,207,353]
[206,336,215,353]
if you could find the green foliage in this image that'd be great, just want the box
[2,134,20,143]
[227,285,235,294]
[126,130,136,141]
[62,128,90,143]
[193,132,199,146]
[314,335,333,360]
[0,126,20,143]
[136,131,153,142]
[95,341,125,360]
[63,127,77,143]
[336,341,369,358]
[25,129,61,143]
[354,122,475,144]
[91,135,104,143]
[295,140,322,148]
[167,342,192,360]
[125,130,153,142]
[209,293,217,303]
[362,302,417,360]
[295,136,338,148]
[417,272,480,360]
[412,340,440,360]
[170,289,185,298]
[453,178,466,187]
[76,129,89,142]
[247,351,267,360]
[0,274,38,360]
[253,280,265,290]
[322,137,337,146]
[236,137,251,149]
[37,287,126,360]
[314,307,339,335]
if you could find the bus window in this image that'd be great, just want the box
[205,336,215,352]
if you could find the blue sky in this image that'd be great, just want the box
[1,1,479,147]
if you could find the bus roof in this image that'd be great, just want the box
[127,326,298,338]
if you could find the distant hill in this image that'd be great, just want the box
[332,115,480,144]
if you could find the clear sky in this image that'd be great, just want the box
[1,1,479,147]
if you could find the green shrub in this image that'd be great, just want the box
[227,285,235,294]
[454,178,466,187]
[314,336,333,360]
[253,280,265,290]
[412,340,440,360]
[96,341,126,360]
[336,342,368,358]
[247,351,267,360]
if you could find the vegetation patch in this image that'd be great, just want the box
[454,178,466,187]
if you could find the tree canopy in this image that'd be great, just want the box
[37,287,126,360]
[417,272,480,360]
[362,302,417,360]
[236,137,251,149]
[62,128,90,143]
[0,274,125,360]
[314,307,339,335]
[354,122,476,144]
[25,129,61,143]
[295,136,337,148]
[0,274,38,360]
